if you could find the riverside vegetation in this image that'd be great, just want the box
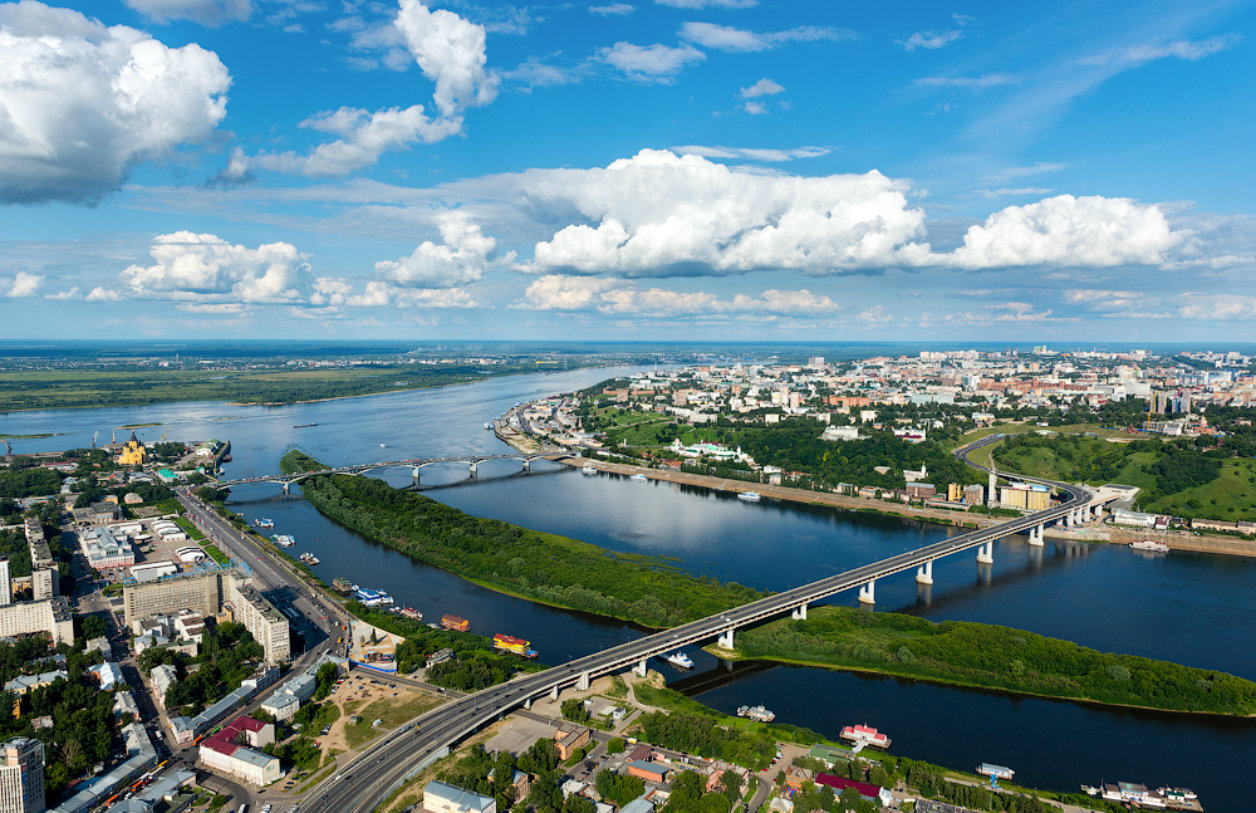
[283,452,767,628]
[731,606,1256,716]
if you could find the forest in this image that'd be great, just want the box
[735,606,1256,715]
[297,471,768,628]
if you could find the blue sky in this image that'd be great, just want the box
[1,0,1254,342]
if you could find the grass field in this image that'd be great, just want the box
[342,693,440,750]
[956,422,1137,447]
[1146,458,1256,520]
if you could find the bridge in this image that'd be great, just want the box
[214,450,569,492]
[303,436,1118,813]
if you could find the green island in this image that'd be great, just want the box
[725,605,1256,716]
[280,451,767,628]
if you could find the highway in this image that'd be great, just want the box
[213,451,564,488]
[304,435,1092,813]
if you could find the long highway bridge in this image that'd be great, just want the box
[302,435,1118,813]
[214,450,568,491]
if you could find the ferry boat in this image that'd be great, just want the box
[1130,539,1170,553]
[272,534,295,547]
[581,465,598,475]
[253,518,274,529]
[630,473,648,482]
[299,552,320,566]
[737,491,761,502]
[736,705,776,723]
[664,651,694,669]
[492,633,538,659]
[441,614,470,632]
[354,587,393,607]
[840,724,891,749]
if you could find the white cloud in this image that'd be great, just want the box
[0,2,231,204]
[743,101,767,115]
[599,42,704,81]
[655,0,756,7]
[680,21,853,52]
[123,0,251,26]
[671,145,829,162]
[394,0,499,117]
[740,77,784,98]
[4,271,41,297]
[520,275,839,316]
[520,149,934,276]
[310,278,474,308]
[972,187,1054,198]
[1083,35,1241,66]
[946,194,1179,269]
[120,232,309,303]
[374,211,501,287]
[901,30,961,51]
[502,58,578,89]
[916,73,1018,90]
[589,3,633,15]
[982,162,1066,184]
[1176,293,1256,320]
[86,287,122,302]
[224,106,462,180]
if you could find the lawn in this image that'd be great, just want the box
[1146,458,1256,520]
[342,692,441,750]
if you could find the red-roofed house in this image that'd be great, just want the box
[815,774,892,807]
[199,715,281,786]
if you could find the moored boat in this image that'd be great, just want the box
[581,465,598,475]
[737,491,761,502]
[253,517,274,529]
[354,587,393,606]
[272,534,295,547]
[664,651,694,669]
[736,704,776,722]
[441,614,470,632]
[492,633,538,659]
[396,606,423,620]
[630,473,648,481]
[840,723,891,749]
[1130,539,1170,553]
[299,552,320,565]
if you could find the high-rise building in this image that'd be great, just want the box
[0,737,45,813]
[0,560,10,607]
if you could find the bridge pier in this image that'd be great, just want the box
[577,672,590,692]
[858,580,876,605]
[282,481,290,495]
[522,458,531,471]
[1093,504,1104,521]
[791,603,808,621]
[718,629,735,649]
[469,461,478,475]
[411,466,421,483]
[915,560,933,585]
[1029,524,1045,546]
[524,698,532,710]
[634,660,647,678]
[550,685,559,701]
[977,541,994,565]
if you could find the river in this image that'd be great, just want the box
[4,366,1254,810]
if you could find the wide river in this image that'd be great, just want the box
[5,367,1255,810]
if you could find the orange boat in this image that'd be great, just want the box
[441,614,469,632]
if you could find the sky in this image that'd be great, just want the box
[0,0,1254,343]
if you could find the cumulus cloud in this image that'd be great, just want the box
[394,0,499,117]
[520,275,839,316]
[4,271,41,297]
[901,29,961,51]
[947,195,1179,268]
[519,149,934,276]
[123,0,251,26]
[0,1,231,204]
[600,42,704,81]
[743,101,767,115]
[589,3,633,15]
[680,21,853,52]
[374,211,502,287]
[740,77,784,98]
[310,278,474,308]
[120,232,308,303]
[222,105,462,180]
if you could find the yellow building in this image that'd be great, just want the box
[1000,484,1051,511]
[117,431,147,466]
[947,483,964,502]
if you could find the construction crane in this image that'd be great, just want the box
[91,431,99,448]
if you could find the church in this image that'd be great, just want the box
[117,430,147,467]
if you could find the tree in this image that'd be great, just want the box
[560,698,589,724]
[606,737,625,755]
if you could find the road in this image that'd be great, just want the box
[303,436,1091,813]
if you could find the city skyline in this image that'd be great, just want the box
[1,0,1253,341]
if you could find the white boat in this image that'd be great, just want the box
[737,491,761,502]
[630,474,648,482]
[1129,539,1170,553]
[484,422,492,430]
[253,517,274,529]
[664,651,694,669]
[272,534,296,547]
[379,443,387,448]
[581,465,598,475]
[737,705,776,722]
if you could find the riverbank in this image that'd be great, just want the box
[710,606,1256,717]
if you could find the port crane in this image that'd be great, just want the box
[91,431,99,448]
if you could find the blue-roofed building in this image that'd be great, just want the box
[423,779,496,813]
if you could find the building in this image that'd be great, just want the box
[117,432,147,467]
[423,780,496,813]
[814,773,892,807]
[553,726,590,761]
[999,482,1050,511]
[259,693,299,723]
[626,761,670,784]
[904,482,936,500]
[149,665,177,707]
[0,737,45,813]
[80,528,134,572]
[198,716,280,787]
[4,670,66,697]
[0,560,9,608]
[29,571,56,603]
[0,599,74,646]
[963,484,985,505]
[223,579,290,664]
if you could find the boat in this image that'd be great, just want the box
[441,614,470,632]
[299,552,320,566]
[332,577,355,593]
[492,633,538,659]
[581,465,598,475]
[977,763,1015,781]
[484,422,492,430]
[664,651,694,669]
[396,606,423,621]
[1129,539,1170,553]
[379,443,387,448]
[840,724,890,749]
[630,473,648,482]
[294,423,317,429]
[736,705,776,722]
[737,491,761,502]
[253,517,274,529]
[272,534,295,547]
[354,587,393,606]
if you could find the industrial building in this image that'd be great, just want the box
[999,482,1051,511]
[0,737,45,813]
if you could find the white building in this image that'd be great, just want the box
[423,780,496,813]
